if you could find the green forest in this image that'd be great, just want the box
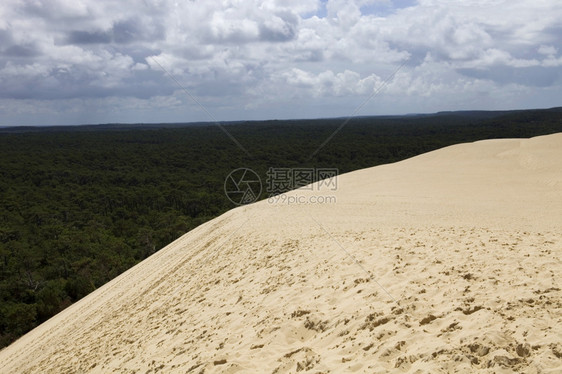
[1,107,561,348]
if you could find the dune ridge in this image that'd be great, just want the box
[1,134,561,373]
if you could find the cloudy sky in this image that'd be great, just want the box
[1,0,561,126]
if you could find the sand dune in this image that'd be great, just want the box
[1,134,561,373]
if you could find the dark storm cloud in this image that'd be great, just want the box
[542,26,562,51]
[20,0,58,20]
[0,28,41,58]
[63,19,165,46]
[258,12,299,42]
[112,18,165,44]
[3,44,41,57]
[66,30,112,44]
[0,29,41,59]
[0,67,176,100]
[258,23,297,42]
[113,19,143,44]
[0,29,13,45]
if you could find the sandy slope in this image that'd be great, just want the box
[1,134,561,373]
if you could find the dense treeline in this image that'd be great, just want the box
[1,108,561,348]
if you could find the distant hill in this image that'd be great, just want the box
[1,106,561,133]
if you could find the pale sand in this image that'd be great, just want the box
[1,134,561,373]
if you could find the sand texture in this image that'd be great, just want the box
[1,134,561,373]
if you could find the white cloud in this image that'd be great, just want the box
[0,0,561,125]
[282,68,382,97]
[538,45,557,57]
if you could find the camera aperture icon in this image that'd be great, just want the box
[224,168,262,205]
